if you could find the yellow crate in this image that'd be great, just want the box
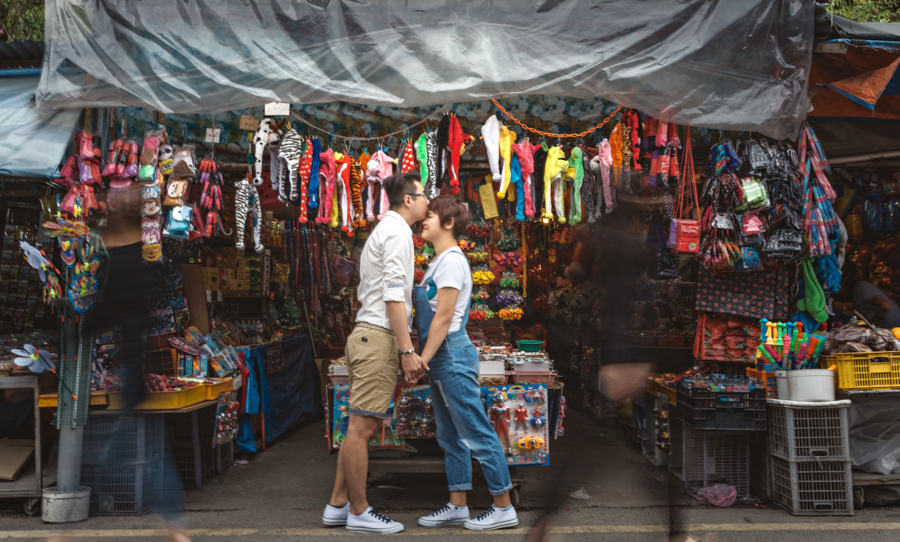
[822,352,900,391]
[646,379,677,406]
[107,385,207,410]
[39,391,108,408]
[204,378,235,400]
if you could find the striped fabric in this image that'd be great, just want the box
[0,78,80,177]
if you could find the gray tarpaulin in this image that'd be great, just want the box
[37,0,815,140]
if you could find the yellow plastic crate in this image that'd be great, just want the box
[39,391,108,408]
[822,352,900,391]
[204,378,235,400]
[108,385,207,410]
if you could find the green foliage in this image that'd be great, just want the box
[0,0,44,42]
[828,0,900,23]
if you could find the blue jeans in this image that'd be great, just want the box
[428,330,513,497]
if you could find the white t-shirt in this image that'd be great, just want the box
[422,247,472,333]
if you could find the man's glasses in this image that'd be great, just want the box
[407,193,427,199]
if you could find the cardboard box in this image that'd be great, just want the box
[201,267,219,291]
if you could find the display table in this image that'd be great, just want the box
[237,335,320,452]
[0,374,42,516]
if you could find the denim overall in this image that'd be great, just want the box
[414,251,513,496]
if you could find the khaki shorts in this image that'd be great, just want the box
[345,325,399,418]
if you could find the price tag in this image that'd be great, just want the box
[205,290,212,303]
[205,128,221,143]
[264,102,290,116]
[239,115,259,130]
[121,118,127,137]
[217,290,223,302]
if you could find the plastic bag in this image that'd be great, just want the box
[833,325,871,345]
[697,484,737,507]
[864,199,884,233]
[868,328,900,352]
[885,200,900,233]
[849,395,900,475]
[835,341,873,353]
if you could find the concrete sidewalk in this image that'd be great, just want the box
[1,410,899,541]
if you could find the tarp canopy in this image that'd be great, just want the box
[0,77,80,177]
[815,3,900,44]
[37,0,815,140]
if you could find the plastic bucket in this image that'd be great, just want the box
[787,369,836,402]
[775,371,790,400]
[42,486,91,523]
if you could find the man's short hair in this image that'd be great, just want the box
[384,172,422,209]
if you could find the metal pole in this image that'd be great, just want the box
[56,425,84,491]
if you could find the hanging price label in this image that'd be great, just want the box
[264,102,290,116]
[239,115,259,130]
[205,128,221,143]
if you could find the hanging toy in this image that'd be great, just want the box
[513,140,536,218]
[350,156,366,229]
[317,147,337,225]
[366,150,393,221]
[400,139,417,174]
[251,117,284,187]
[274,129,304,202]
[235,174,264,253]
[446,116,472,195]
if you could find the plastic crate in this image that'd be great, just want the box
[822,352,900,391]
[770,455,853,516]
[82,414,165,465]
[166,403,216,489]
[216,440,235,475]
[205,378,234,400]
[768,400,850,462]
[108,385,207,410]
[81,464,158,516]
[677,383,766,431]
[746,367,778,398]
[683,426,750,500]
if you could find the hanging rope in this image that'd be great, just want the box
[290,104,453,142]
[491,99,623,139]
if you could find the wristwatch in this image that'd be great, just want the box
[400,348,416,355]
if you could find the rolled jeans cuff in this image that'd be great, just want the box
[488,481,514,497]
[448,483,473,492]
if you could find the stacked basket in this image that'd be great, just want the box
[766,399,853,516]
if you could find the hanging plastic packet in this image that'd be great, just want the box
[164,205,194,240]
[164,178,189,206]
[172,145,198,178]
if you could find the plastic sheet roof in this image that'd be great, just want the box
[36,0,816,140]
[0,78,80,177]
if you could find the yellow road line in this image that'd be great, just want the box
[3,523,900,538]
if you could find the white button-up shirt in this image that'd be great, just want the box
[355,210,414,331]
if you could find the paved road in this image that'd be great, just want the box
[2,410,898,541]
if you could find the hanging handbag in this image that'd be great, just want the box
[669,127,701,254]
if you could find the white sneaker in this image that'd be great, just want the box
[464,504,518,531]
[418,503,470,527]
[346,506,405,534]
[322,502,349,526]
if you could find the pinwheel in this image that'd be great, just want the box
[12,344,55,374]
[19,241,63,301]
[12,344,78,401]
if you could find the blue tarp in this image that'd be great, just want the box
[0,77,80,177]
[237,335,320,453]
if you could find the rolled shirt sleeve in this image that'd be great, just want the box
[381,230,412,304]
